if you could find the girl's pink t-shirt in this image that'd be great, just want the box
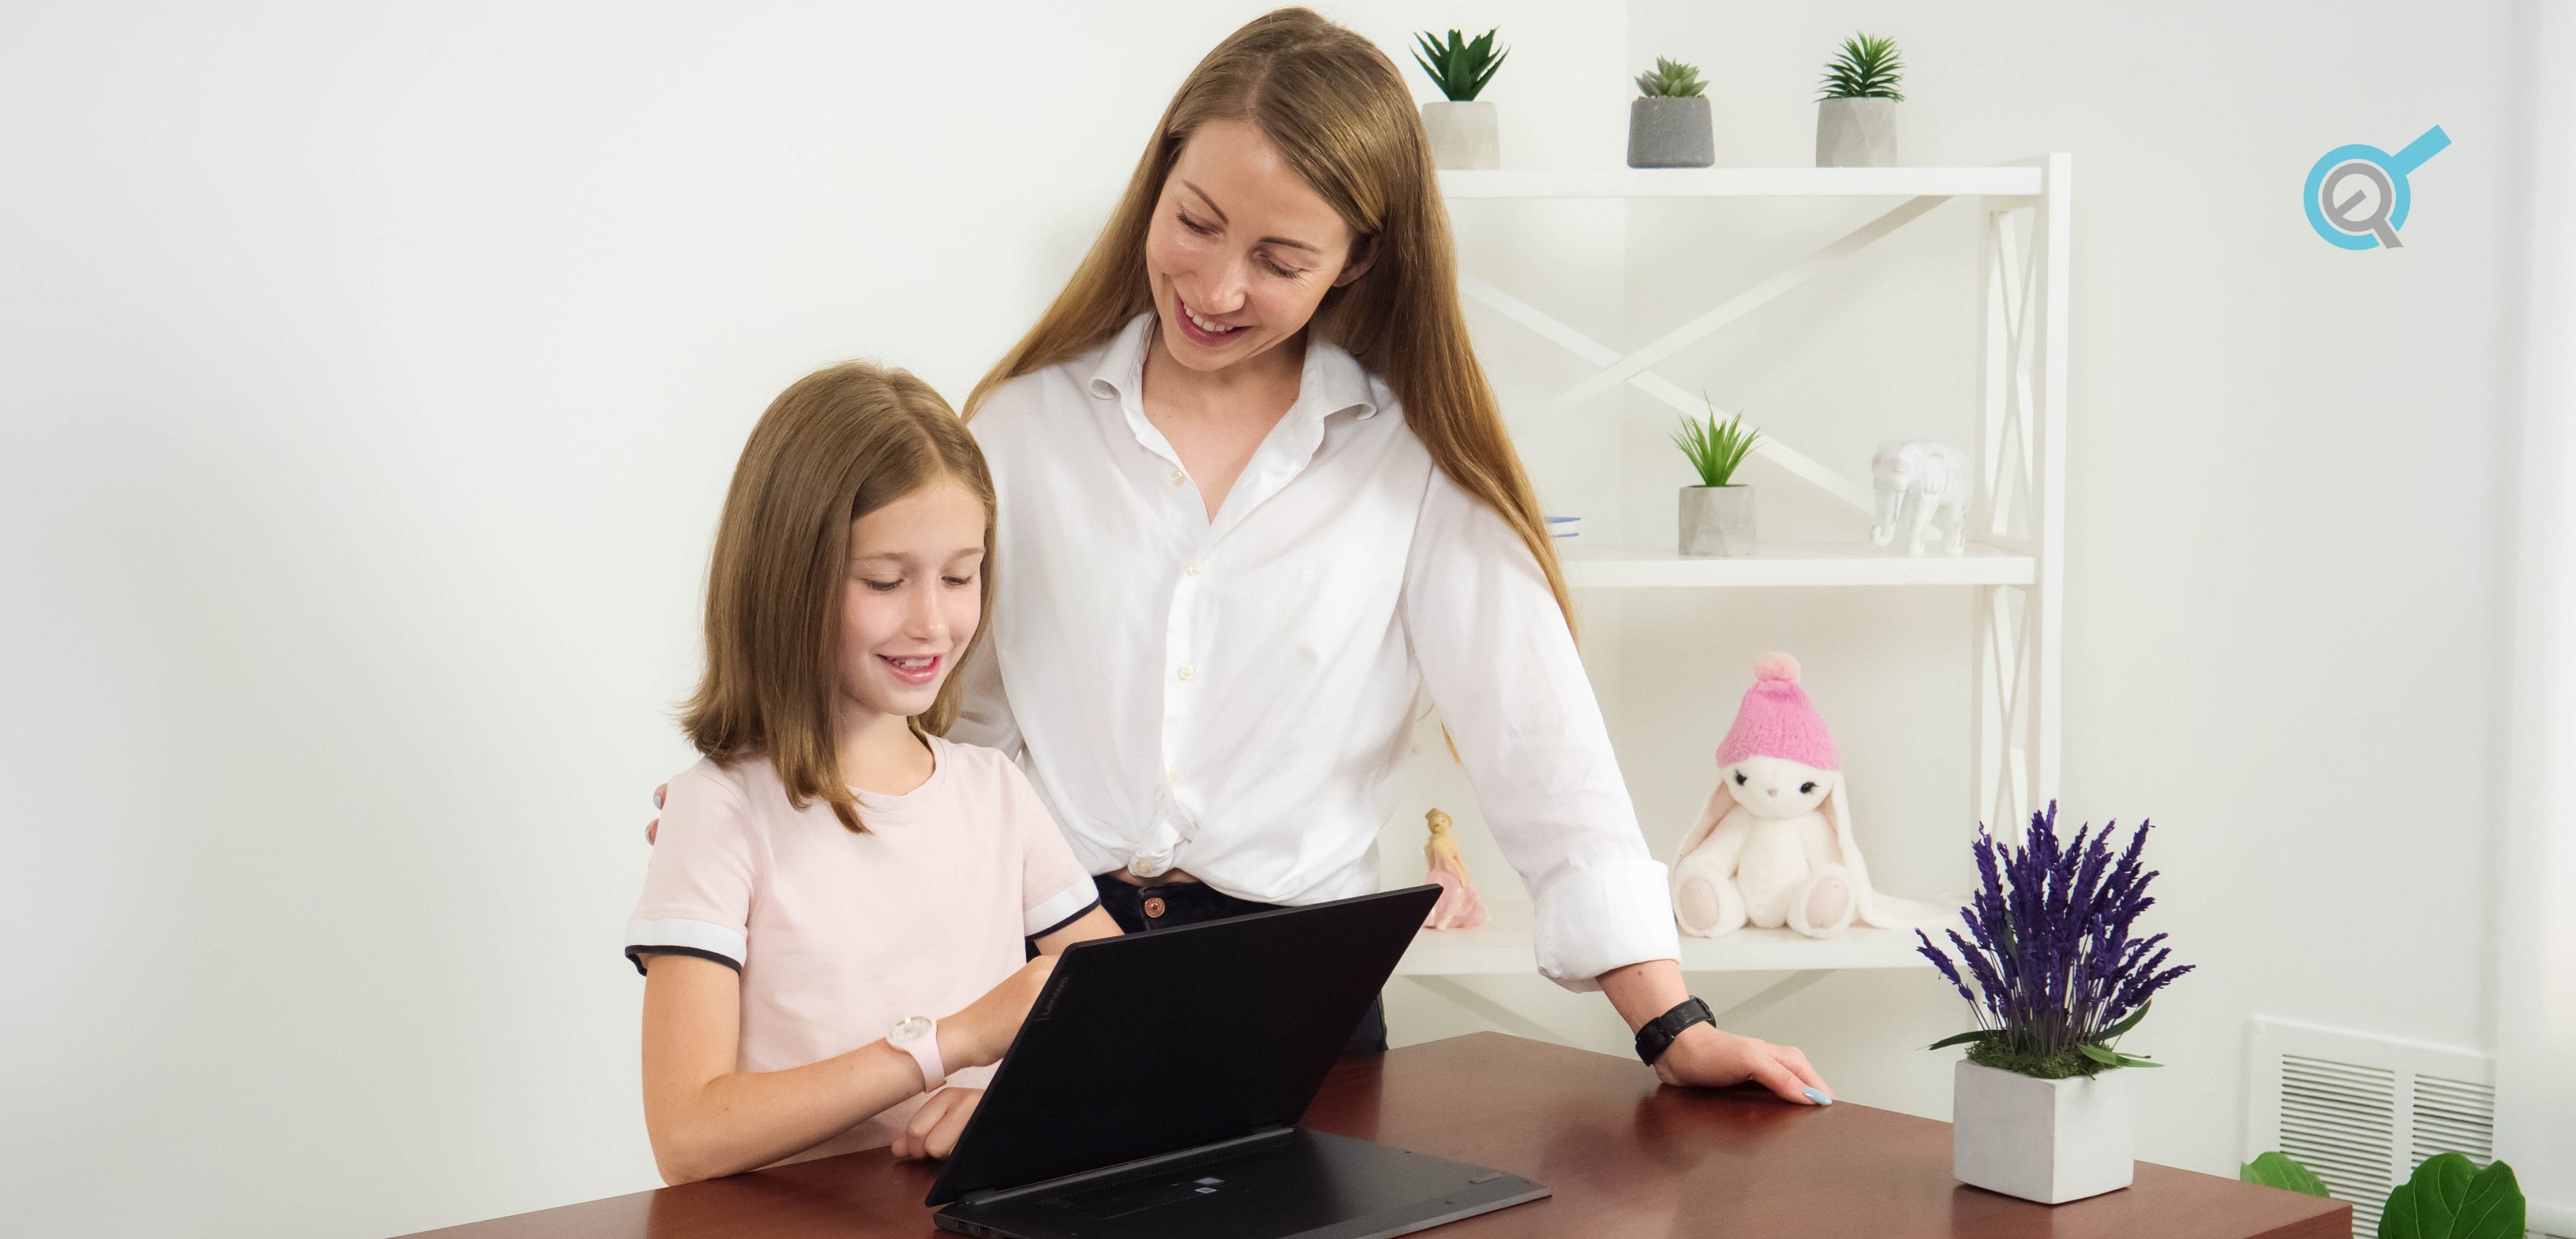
[625,734,1098,1160]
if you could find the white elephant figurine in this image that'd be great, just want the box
[1671,654,1950,939]
[1870,440,1971,556]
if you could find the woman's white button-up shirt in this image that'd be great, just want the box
[954,314,1678,990]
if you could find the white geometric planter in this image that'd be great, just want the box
[1678,484,1755,556]
[1421,101,1499,171]
[1951,1060,2135,1204]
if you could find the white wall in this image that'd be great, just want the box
[0,1,2536,1237]
[0,3,1619,1236]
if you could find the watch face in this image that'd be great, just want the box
[890,1016,931,1046]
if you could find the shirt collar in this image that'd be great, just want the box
[1086,312,1383,422]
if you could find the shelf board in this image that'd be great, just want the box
[1555,540,2035,588]
[1438,166,2045,200]
[1395,899,1951,976]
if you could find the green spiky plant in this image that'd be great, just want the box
[1672,404,1758,487]
[1818,33,1905,101]
[1633,57,1707,99]
[1412,28,1508,102]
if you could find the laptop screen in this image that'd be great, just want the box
[924,885,1439,1205]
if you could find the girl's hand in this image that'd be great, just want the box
[940,955,1058,1069]
[1655,1023,1833,1103]
[891,1088,983,1159]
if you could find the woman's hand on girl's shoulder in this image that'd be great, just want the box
[891,1087,983,1159]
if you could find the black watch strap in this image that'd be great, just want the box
[1634,996,1715,1066]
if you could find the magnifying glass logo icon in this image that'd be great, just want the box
[2304,125,2450,250]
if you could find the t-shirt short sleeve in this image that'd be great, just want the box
[1004,762,1099,939]
[625,762,759,975]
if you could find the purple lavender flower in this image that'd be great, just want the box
[1916,803,2193,1073]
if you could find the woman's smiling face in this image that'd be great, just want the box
[1143,118,1372,372]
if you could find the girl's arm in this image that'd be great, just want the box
[640,952,1056,1184]
[1033,905,1120,955]
[890,905,1120,1159]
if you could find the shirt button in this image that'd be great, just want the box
[1166,769,1179,785]
[1176,666,1194,681]
[1170,468,1187,486]
[1186,562,1203,576]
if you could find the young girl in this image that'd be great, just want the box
[625,361,1119,1184]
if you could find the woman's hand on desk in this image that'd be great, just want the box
[1655,1023,1832,1103]
[892,1088,983,1159]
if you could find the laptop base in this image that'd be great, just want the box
[933,1128,1547,1239]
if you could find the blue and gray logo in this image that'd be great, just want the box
[2305,125,2450,249]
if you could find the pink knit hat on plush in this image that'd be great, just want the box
[1715,652,1840,771]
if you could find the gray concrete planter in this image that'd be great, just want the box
[1628,97,1714,168]
[1422,101,1499,171]
[1951,1060,2135,1204]
[1679,485,1754,556]
[1817,98,1898,167]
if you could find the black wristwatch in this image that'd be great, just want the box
[1634,996,1715,1066]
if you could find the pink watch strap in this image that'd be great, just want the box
[898,1021,946,1092]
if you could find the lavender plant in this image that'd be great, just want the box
[1916,803,2194,1079]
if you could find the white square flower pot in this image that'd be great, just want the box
[1951,1060,2135,1204]
[1421,101,1499,170]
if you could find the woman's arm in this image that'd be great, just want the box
[640,952,1057,1183]
[1398,475,1831,1102]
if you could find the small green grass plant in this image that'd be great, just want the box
[1634,57,1706,99]
[1671,403,1757,487]
[1818,33,1904,101]
[1412,28,1507,102]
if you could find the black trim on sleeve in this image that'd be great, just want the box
[1027,895,1104,943]
[625,945,745,977]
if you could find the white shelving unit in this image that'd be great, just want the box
[1397,159,2070,1032]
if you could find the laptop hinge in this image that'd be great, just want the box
[957,1125,1297,1207]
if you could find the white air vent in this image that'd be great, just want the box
[2245,1018,2497,1239]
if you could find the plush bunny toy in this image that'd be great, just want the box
[1671,653,1945,938]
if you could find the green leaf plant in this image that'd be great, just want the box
[1634,56,1707,99]
[1671,402,1756,486]
[1818,32,1905,101]
[2234,1150,2525,1239]
[2239,1151,2333,1198]
[1412,28,1507,102]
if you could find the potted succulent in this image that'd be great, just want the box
[1816,32,1904,167]
[1917,803,2195,1205]
[1672,405,1757,555]
[1628,57,1713,169]
[1414,28,1506,171]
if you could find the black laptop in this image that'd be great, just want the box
[925,885,1549,1239]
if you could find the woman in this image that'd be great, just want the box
[951,9,1831,1101]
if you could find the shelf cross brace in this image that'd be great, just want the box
[1461,277,1878,514]
[1528,194,1951,425]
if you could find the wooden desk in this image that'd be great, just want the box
[402,1033,2350,1239]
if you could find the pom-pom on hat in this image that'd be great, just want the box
[1715,652,1840,771]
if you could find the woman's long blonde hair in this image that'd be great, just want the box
[963,7,1572,632]
[685,361,998,832]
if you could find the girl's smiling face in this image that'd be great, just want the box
[1143,118,1374,372]
[838,476,986,722]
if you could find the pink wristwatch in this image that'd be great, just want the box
[889,1015,945,1091]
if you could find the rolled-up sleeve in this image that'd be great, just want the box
[1399,473,1679,991]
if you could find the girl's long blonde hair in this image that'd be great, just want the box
[686,361,997,832]
[963,7,1572,633]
